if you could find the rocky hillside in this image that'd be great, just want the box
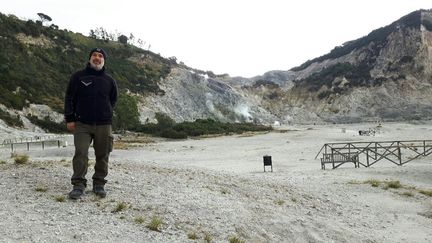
[1,9,432,131]
[231,9,432,124]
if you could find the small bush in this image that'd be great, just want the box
[155,112,175,129]
[26,115,67,133]
[134,216,145,224]
[13,154,29,164]
[112,202,128,213]
[35,186,48,192]
[54,195,66,202]
[160,128,187,139]
[401,191,414,197]
[419,189,432,197]
[136,117,272,139]
[385,180,402,189]
[275,199,285,206]
[229,236,245,243]
[187,232,198,240]
[146,216,163,232]
[365,179,381,187]
[0,109,23,127]
[203,232,213,243]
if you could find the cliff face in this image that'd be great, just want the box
[225,9,432,124]
[138,68,279,124]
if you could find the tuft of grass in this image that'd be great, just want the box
[364,179,381,187]
[146,216,163,232]
[347,180,361,184]
[134,216,145,224]
[0,160,6,164]
[54,195,66,202]
[229,236,245,243]
[275,199,285,206]
[291,197,298,203]
[35,186,48,192]
[385,180,402,189]
[187,231,198,240]
[13,154,29,164]
[221,188,230,195]
[112,202,128,213]
[401,191,414,197]
[203,232,213,243]
[419,189,432,197]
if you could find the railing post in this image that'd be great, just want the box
[331,148,335,169]
[366,149,369,167]
[397,142,402,165]
[375,142,377,159]
[348,143,351,155]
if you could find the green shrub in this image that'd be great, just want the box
[134,216,145,224]
[113,93,140,131]
[419,189,432,197]
[229,236,245,243]
[365,179,381,187]
[146,216,163,232]
[0,109,23,127]
[136,117,271,139]
[54,195,66,202]
[112,202,128,213]
[35,186,48,192]
[160,128,187,139]
[13,154,29,164]
[26,115,67,133]
[187,232,198,240]
[155,112,175,129]
[386,180,402,189]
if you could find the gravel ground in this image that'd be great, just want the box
[0,122,432,242]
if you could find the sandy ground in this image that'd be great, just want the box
[0,122,432,242]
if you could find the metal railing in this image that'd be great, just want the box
[1,135,67,152]
[316,140,432,169]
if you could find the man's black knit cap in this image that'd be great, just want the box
[89,48,107,60]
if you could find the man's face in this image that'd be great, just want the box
[89,52,105,70]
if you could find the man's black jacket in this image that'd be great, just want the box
[64,64,118,125]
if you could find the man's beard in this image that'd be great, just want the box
[90,60,104,71]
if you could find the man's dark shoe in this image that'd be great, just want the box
[68,188,84,200]
[93,185,106,198]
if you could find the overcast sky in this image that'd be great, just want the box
[2,0,431,77]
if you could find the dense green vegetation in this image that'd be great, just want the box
[113,93,141,131]
[136,113,272,139]
[0,12,171,112]
[0,13,271,137]
[291,10,423,71]
[295,62,374,98]
[26,115,67,133]
[0,109,23,127]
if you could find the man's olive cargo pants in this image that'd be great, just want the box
[71,122,113,189]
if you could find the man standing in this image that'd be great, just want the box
[64,48,118,199]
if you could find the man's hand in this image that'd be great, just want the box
[66,122,76,133]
